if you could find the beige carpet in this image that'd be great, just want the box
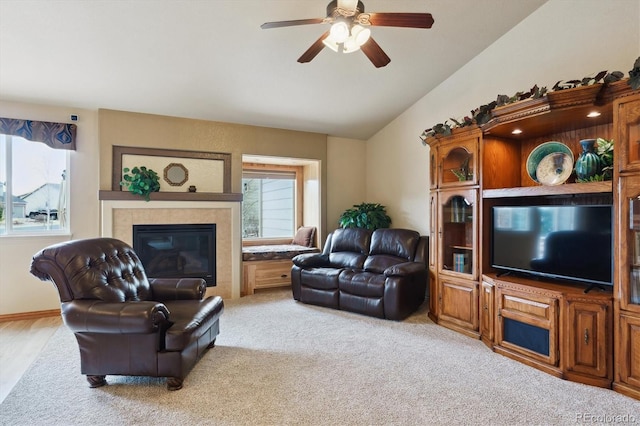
[1,289,638,425]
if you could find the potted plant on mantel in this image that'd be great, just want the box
[120,166,161,201]
[338,202,392,230]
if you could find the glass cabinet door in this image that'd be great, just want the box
[616,94,640,173]
[438,189,478,280]
[437,135,479,188]
[622,177,640,313]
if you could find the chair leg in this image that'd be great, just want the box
[86,375,107,388]
[167,377,183,391]
[207,338,216,349]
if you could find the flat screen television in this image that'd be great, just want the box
[491,205,612,288]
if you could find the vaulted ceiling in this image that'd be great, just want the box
[0,0,547,140]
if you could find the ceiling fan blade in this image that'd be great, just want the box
[298,31,330,63]
[261,18,325,29]
[360,37,391,68]
[363,12,434,29]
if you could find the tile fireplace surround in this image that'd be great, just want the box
[100,198,242,299]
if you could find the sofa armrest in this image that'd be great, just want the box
[292,253,330,268]
[149,278,206,301]
[384,261,426,277]
[61,300,170,334]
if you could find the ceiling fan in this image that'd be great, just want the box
[260,0,434,68]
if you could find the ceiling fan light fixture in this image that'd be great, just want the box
[329,20,350,43]
[322,36,340,52]
[342,37,360,53]
[351,24,371,46]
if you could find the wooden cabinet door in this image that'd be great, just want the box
[495,284,559,367]
[428,270,438,322]
[429,146,438,189]
[565,297,612,380]
[438,276,479,334]
[480,278,495,346]
[615,93,640,173]
[618,313,640,390]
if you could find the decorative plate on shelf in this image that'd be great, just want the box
[526,141,574,184]
[535,152,573,185]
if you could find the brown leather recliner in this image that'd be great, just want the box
[30,237,223,391]
[291,228,428,320]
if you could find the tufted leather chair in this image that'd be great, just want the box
[30,237,224,390]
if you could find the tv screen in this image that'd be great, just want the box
[491,205,612,287]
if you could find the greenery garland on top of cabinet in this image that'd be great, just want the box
[420,56,640,142]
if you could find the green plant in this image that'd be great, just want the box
[0,205,4,221]
[338,202,392,230]
[120,166,160,201]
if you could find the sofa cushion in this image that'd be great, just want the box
[164,296,224,351]
[330,228,371,255]
[363,254,406,274]
[370,228,420,260]
[338,270,385,297]
[328,228,372,269]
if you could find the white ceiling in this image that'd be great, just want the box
[0,0,547,140]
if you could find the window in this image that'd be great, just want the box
[242,165,301,239]
[0,134,69,235]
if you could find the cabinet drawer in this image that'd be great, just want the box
[243,260,293,295]
[254,261,292,287]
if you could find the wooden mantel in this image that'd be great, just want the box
[98,190,243,202]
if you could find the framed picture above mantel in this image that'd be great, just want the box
[111,146,232,194]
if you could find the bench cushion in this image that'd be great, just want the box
[242,244,319,261]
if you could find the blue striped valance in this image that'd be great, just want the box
[0,117,76,150]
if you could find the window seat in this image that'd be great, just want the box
[242,226,319,296]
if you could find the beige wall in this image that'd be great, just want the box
[327,136,367,234]
[366,0,640,235]
[0,102,101,315]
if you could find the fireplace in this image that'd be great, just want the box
[133,223,216,286]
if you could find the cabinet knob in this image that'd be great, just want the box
[281,274,288,278]
[584,328,590,345]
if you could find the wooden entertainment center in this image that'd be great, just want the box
[425,80,640,400]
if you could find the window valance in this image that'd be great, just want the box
[0,117,76,150]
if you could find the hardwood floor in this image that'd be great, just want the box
[0,316,61,403]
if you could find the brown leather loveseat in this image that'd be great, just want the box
[291,228,428,320]
[30,237,224,391]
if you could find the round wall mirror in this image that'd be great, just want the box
[163,163,189,186]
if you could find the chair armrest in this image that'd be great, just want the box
[149,278,206,301]
[61,300,170,334]
[384,262,426,277]
[292,253,330,268]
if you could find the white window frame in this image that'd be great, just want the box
[242,162,303,244]
[0,134,71,237]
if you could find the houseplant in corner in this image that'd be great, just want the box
[338,202,392,230]
[120,166,160,201]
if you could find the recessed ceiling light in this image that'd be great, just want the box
[587,111,601,118]
[512,129,523,135]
